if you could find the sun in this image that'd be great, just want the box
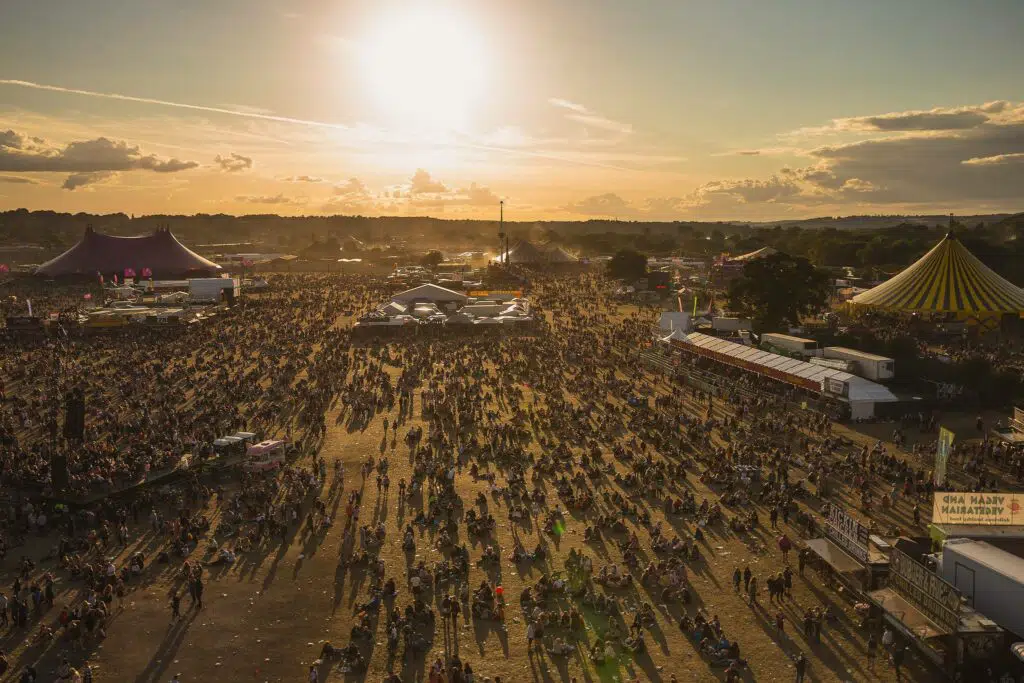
[358,8,486,132]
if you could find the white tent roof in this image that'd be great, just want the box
[392,283,468,304]
[659,329,690,342]
[658,312,691,332]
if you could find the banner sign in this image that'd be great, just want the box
[934,427,954,487]
[1012,407,1024,433]
[888,548,961,633]
[823,377,847,397]
[468,290,522,298]
[823,503,869,563]
[932,491,1024,526]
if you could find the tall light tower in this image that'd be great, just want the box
[497,200,506,267]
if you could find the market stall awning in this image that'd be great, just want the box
[867,588,950,640]
[806,537,865,575]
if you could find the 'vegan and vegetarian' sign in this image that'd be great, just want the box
[932,492,1024,526]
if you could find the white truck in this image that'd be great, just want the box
[822,347,895,381]
[189,277,239,304]
[759,333,820,358]
[940,538,1024,638]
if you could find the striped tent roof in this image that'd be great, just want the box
[851,232,1024,313]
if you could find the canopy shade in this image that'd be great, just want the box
[851,232,1024,314]
[36,226,221,277]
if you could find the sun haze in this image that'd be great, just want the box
[0,0,1022,219]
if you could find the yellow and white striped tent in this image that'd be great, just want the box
[851,232,1024,314]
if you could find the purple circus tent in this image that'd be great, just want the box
[35,226,221,277]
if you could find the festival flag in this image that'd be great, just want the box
[97,271,104,285]
[113,273,118,285]
[692,295,698,317]
[0,264,9,274]
[241,259,254,268]
[83,293,92,300]
[124,267,136,278]
[141,267,152,278]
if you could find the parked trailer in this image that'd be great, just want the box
[823,347,895,381]
[759,333,820,358]
[711,316,752,332]
[940,538,1024,638]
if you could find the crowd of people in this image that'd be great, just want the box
[0,270,1018,682]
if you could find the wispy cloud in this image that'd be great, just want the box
[0,79,352,131]
[0,79,642,173]
[236,193,305,205]
[961,152,1024,166]
[549,98,634,135]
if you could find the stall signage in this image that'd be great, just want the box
[823,504,869,563]
[934,427,954,487]
[825,377,847,396]
[888,548,961,632]
[932,491,1024,526]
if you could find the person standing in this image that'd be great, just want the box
[795,653,807,683]
[867,633,878,670]
[893,644,906,680]
[170,590,181,620]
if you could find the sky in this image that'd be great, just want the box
[0,0,1022,221]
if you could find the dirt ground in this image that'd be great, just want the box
[1,327,966,683]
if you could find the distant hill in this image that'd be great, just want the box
[744,214,1014,231]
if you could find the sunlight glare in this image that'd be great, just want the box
[358,7,487,132]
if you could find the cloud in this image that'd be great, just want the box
[692,176,803,204]
[284,175,323,183]
[0,130,23,149]
[549,98,634,135]
[461,183,500,206]
[712,147,799,158]
[848,110,989,132]
[786,101,1024,138]
[562,194,697,221]
[0,174,36,184]
[334,177,369,197]
[323,177,375,214]
[409,168,447,194]
[697,100,1024,210]
[961,152,1024,167]
[214,152,253,172]
[0,134,198,174]
[0,79,352,133]
[563,193,635,217]
[236,193,304,205]
[62,171,115,191]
